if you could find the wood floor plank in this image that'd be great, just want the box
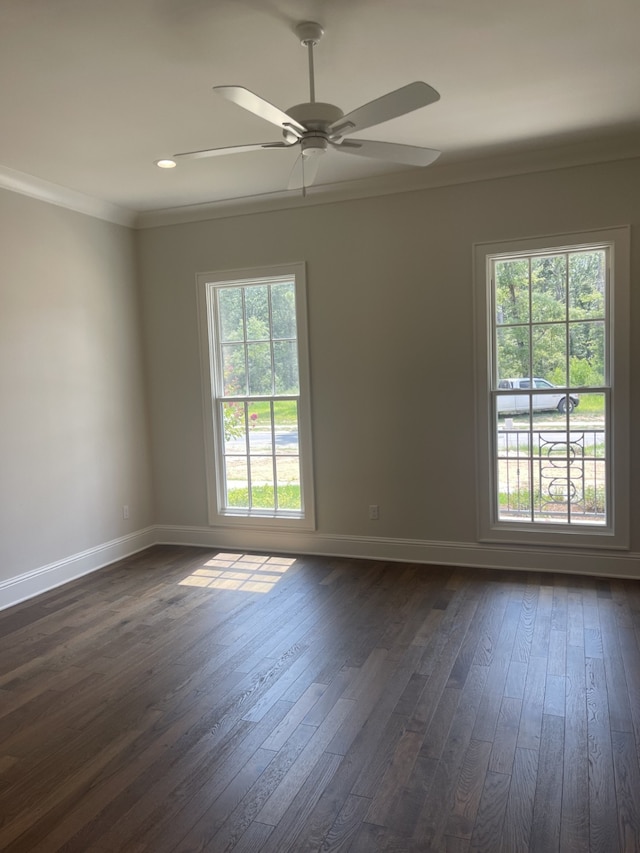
[319,793,371,852]
[500,747,538,852]
[530,712,564,852]
[567,588,584,648]
[618,626,640,751]
[222,820,274,853]
[586,655,621,853]
[512,582,539,664]
[517,654,546,750]
[611,729,640,851]
[560,641,590,852]
[599,599,634,735]
[444,737,493,840]
[489,695,522,775]
[0,546,638,852]
[468,769,510,852]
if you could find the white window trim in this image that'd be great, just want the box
[473,226,630,549]
[196,262,316,531]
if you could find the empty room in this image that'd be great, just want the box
[1,1,639,850]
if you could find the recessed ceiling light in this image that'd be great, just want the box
[155,159,177,169]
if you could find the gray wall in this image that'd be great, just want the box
[0,190,154,586]
[138,158,640,551]
[2,155,638,602]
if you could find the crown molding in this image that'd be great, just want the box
[1,131,639,231]
[0,164,136,227]
[134,132,640,229]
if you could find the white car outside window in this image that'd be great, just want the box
[497,378,579,414]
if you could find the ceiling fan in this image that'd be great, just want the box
[156,21,441,192]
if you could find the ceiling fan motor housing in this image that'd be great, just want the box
[284,102,346,153]
[286,102,344,129]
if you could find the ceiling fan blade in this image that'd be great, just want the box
[287,154,322,191]
[214,86,306,137]
[334,139,441,167]
[329,82,439,137]
[173,141,293,160]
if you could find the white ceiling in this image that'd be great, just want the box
[1,0,639,219]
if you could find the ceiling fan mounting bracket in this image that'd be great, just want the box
[295,21,324,46]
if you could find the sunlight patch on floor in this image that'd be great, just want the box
[178,552,296,593]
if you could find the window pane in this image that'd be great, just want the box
[225,456,248,507]
[250,456,274,509]
[532,408,571,524]
[495,259,529,325]
[249,402,271,455]
[271,282,297,339]
[276,457,301,510]
[245,285,270,341]
[247,342,272,395]
[218,287,244,342]
[496,399,532,520]
[222,401,246,445]
[247,398,264,432]
[274,341,299,394]
[496,326,530,383]
[569,321,605,386]
[531,255,566,323]
[568,250,606,321]
[221,345,246,395]
[532,324,566,385]
[274,400,298,455]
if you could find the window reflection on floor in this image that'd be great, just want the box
[179,552,296,593]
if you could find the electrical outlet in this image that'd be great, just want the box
[369,504,379,520]
[123,505,130,520]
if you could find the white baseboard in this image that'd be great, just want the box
[154,525,640,580]
[2,524,638,613]
[0,527,156,612]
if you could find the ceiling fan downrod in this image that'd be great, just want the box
[295,21,324,104]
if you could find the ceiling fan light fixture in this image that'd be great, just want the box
[301,135,328,156]
[155,158,177,169]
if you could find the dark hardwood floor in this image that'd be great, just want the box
[1,545,640,852]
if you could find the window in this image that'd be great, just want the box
[474,228,629,548]
[197,263,315,529]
